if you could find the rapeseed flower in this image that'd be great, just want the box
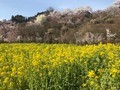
[88,70,96,78]
[0,43,119,89]
[32,60,39,66]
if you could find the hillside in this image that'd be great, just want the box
[0,2,120,44]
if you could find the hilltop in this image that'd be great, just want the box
[0,1,120,44]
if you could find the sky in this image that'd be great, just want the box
[0,0,115,20]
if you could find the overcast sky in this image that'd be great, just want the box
[0,0,115,20]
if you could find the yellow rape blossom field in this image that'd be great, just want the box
[0,43,120,90]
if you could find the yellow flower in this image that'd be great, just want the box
[0,72,5,76]
[108,52,114,60]
[3,77,9,84]
[112,74,116,78]
[100,52,104,56]
[43,65,49,69]
[110,68,118,75]
[32,60,39,66]
[69,57,74,63]
[18,66,24,71]
[88,70,95,78]
[90,81,94,86]
[82,83,87,87]
[0,58,2,62]
[12,67,16,72]
[53,62,57,68]
[9,82,14,89]
[11,73,15,77]
[17,71,23,76]
[95,76,99,79]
